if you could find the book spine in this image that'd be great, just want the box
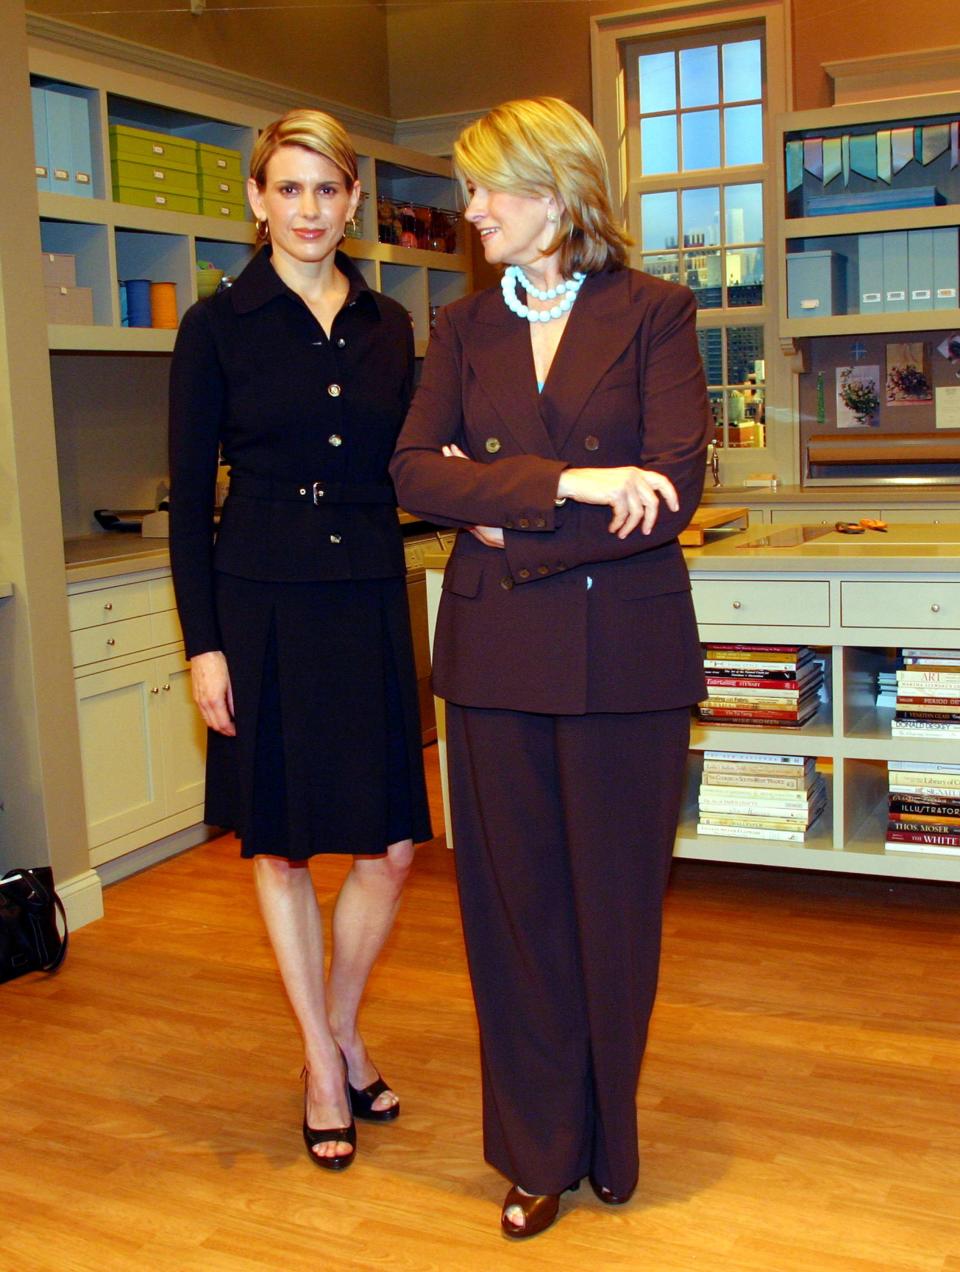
[703,657,807,670]
[702,696,803,709]
[696,823,806,842]
[702,751,809,765]
[699,814,816,832]
[885,828,960,847]
[888,794,960,812]
[886,760,960,775]
[895,695,960,707]
[888,771,960,788]
[884,841,960,857]
[699,707,808,720]
[889,784,960,799]
[703,643,805,655]
[896,673,960,688]
[699,772,809,790]
[704,678,803,693]
[887,815,960,830]
[704,667,803,682]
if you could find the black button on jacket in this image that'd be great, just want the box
[169,248,415,658]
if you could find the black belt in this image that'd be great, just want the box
[229,475,396,506]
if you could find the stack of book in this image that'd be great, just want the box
[892,649,960,739]
[697,751,827,843]
[885,761,960,857]
[697,644,823,727]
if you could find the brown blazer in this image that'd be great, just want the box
[390,266,712,715]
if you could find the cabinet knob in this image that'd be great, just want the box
[150,686,160,694]
[732,600,742,610]
[106,637,116,646]
[103,602,113,611]
[162,684,171,691]
[931,603,941,613]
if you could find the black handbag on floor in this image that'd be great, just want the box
[0,867,68,984]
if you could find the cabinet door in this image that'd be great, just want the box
[75,660,165,848]
[155,650,207,816]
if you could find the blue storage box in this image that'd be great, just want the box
[806,186,945,216]
[787,250,847,319]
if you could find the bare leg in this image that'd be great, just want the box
[327,838,414,1112]
[252,855,352,1161]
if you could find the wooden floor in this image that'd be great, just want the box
[4,745,960,1271]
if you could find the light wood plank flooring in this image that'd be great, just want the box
[3,745,959,1271]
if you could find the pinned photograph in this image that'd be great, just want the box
[886,342,932,405]
[836,365,880,428]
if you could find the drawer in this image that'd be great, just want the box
[113,184,200,215]
[692,579,831,627]
[112,158,200,196]
[71,614,155,666]
[109,125,198,170]
[197,142,243,180]
[879,507,960,524]
[198,172,245,202]
[68,580,151,630]
[841,581,960,630]
[769,507,881,525]
[200,198,246,220]
[149,576,176,612]
[151,608,183,646]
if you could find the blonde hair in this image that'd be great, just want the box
[453,97,632,275]
[249,109,359,245]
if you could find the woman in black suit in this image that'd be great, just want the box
[391,97,711,1236]
[169,110,431,1170]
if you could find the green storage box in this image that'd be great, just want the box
[200,198,247,221]
[112,158,200,197]
[113,184,200,215]
[198,171,245,202]
[109,124,197,170]
[198,142,243,180]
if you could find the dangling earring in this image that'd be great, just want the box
[349,216,358,235]
[257,219,270,239]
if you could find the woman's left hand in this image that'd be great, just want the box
[441,443,505,550]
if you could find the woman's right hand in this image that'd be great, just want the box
[190,650,236,736]
[557,466,679,539]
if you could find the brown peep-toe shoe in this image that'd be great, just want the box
[301,1059,357,1172]
[500,1181,579,1239]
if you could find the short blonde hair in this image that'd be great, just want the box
[249,109,358,245]
[453,97,632,275]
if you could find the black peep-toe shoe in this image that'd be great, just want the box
[301,1059,357,1172]
[500,1180,580,1240]
[349,1072,400,1122]
[588,1174,636,1206]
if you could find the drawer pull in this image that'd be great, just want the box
[106,637,116,646]
[162,684,171,692]
[103,602,113,611]
[150,686,160,694]
[931,603,941,613]
[732,600,742,610]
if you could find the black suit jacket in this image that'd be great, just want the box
[390,266,711,715]
[169,249,414,658]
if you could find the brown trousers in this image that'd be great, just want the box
[446,703,691,1197]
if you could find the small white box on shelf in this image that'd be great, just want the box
[787,250,846,319]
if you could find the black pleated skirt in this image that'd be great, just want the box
[205,572,432,858]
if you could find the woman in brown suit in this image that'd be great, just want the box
[391,97,711,1237]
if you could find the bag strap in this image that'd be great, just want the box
[5,868,69,973]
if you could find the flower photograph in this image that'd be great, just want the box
[836,365,881,428]
[886,342,932,406]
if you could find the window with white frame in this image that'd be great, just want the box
[624,26,770,451]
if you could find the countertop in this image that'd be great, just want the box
[65,534,171,583]
[425,521,960,575]
[700,483,960,506]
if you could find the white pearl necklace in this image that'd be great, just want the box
[501,264,585,324]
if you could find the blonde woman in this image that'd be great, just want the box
[391,97,711,1236]
[169,110,431,1171]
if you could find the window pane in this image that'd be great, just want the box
[682,186,720,248]
[725,183,763,242]
[640,191,678,251]
[726,326,765,383]
[697,327,722,385]
[727,248,764,307]
[680,45,718,108]
[641,115,678,175]
[686,249,722,307]
[639,51,676,113]
[722,39,761,103]
[640,252,680,285]
[724,104,763,166]
[707,390,725,445]
[681,110,720,170]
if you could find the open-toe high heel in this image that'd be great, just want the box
[588,1174,636,1206]
[500,1180,580,1239]
[301,1055,357,1171]
[349,1071,399,1122]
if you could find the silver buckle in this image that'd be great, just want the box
[312,482,325,504]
